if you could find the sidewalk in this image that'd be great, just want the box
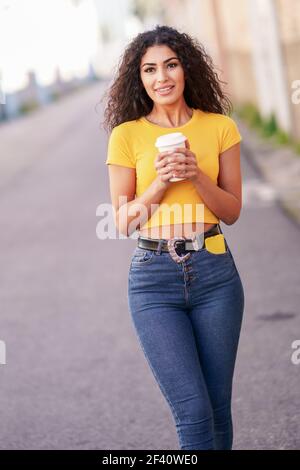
[235,115,300,227]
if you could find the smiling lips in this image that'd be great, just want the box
[155,85,175,95]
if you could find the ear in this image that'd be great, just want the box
[185,139,190,149]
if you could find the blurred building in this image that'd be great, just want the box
[161,0,300,140]
[0,0,138,120]
[93,0,144,77]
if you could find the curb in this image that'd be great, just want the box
[234,115,300,227]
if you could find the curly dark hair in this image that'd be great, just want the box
[99,24,233,134]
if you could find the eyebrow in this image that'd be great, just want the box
[141,57,178,68]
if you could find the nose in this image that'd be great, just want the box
[156,67,169,83]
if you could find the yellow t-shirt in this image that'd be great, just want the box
[105,108,242,230]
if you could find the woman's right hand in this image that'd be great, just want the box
[154,150,177,190]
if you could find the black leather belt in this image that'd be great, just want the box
[137,224,222,253]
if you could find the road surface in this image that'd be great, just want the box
[0,81,299,450]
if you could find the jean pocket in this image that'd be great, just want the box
[204,246,230,258]
[204,234,229,256]
[131,248,155,266]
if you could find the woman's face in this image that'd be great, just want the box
[140,45,185,105]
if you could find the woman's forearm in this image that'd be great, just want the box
[117,178,167,237]
[192,170,241,225]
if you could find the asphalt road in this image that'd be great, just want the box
[0,81,299,450]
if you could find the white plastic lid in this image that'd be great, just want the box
[155,132,186,148]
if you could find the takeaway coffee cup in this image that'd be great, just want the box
[155,132,187,182]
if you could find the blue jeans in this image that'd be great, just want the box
[127,235,244,450]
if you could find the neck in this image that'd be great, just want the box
[148,101,193,127]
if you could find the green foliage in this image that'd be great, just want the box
[275,129,290,145]
[260,113,278,137]
[292,140,300,156]
[19,100,39,114]
[236,102,300,157]
[236,102,262,129]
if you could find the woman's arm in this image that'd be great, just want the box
[108,165,167,237]
[192,142,242,225]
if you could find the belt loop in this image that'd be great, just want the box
[156,239,164,255]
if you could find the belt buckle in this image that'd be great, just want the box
[167,237,191,264]
[190,232,205,251]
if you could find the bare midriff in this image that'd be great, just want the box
[138,222,217,240]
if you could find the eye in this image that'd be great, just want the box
[144,62,178,73]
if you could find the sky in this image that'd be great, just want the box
[0,0,100,92]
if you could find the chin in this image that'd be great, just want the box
[154,95,179,103]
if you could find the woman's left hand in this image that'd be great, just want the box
[167,139,200,183]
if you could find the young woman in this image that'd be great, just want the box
[102,25,244,450]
